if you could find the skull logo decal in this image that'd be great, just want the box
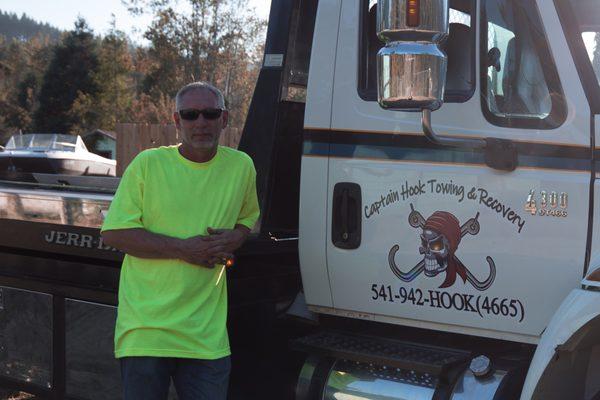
[388,204,496,291]
[421,228,451,277]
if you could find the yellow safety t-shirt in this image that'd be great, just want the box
[101,145,260,359]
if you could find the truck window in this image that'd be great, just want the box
[582,32,600,87]
[556,0,600,112]
[481,0,566,129]
[358,0,475,103]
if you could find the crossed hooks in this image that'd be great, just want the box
[388,204,496,291]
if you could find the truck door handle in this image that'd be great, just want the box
[332,182,362,249]
[340,189,349,238]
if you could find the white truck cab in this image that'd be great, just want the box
[0,1,598,399]
[293,0,600,398]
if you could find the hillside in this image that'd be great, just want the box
[0,10,61,41]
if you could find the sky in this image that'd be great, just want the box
[0,0,272,43]
[1,1,596,64]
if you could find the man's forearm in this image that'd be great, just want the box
[234,224,251,245]
[102,228,183,259]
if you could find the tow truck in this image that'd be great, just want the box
[0,0,599,399]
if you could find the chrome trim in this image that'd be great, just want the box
[0,174,119,194]
[422,109,486,149]
[469,355,492,377]
[295,355,322,400]
[560,192,568,209]
[0,185,112,229]
[540,191,548,208]
[268,232,299,242]
[324,359,437,400]
[550,191,558,208]
[450,369,507,400]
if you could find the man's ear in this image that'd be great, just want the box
[173,111,181,130]
[221,110,229,129]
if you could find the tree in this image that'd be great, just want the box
[0,33,52,137]
[124,0,266,132]
[34,18,100,133]
[0,10,62,41]
[127,93,174,124]
[93,19,135,130]
[141,7,185,99]
[0,5,266,141]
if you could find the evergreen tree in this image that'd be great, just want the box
[141,8,185,100]
[0,4,266,140]
[0,34,51,135]
[34,18,100,133]
[0,10,62,41]
[92,19,134,130]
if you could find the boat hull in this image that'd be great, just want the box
[0,155,116,178]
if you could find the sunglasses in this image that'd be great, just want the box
[178,108,224,121]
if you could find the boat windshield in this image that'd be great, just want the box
[5,134,84,152]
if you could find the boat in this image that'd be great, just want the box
[0,133,116,181]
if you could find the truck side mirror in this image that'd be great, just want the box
[378,41,447,111]
[376,0,515,171]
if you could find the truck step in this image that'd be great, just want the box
[292,331,469,375]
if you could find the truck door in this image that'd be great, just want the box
[322,0,591,343]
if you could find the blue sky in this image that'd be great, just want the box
[1,0,271,43]
[3,1,595,60]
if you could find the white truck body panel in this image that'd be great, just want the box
[298,0,343,307]
[519,289,600,400]
[299,0,594,343]
[326,163,587,340]
[299,155,333,307]
[330,0,589,146]
[587,114,600,281]
[583,115,600,276]
[303,0,341,130]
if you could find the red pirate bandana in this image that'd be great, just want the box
[423,211,461,253]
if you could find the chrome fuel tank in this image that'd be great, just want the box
[296,355,525,400]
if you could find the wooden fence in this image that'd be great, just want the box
[115,123,240,176]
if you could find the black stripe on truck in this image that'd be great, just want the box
[303,129,591,172]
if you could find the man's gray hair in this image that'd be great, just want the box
[175,82,226,110]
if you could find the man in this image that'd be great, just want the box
[101,81,259,400]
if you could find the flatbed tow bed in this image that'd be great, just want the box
[0,180,302,399]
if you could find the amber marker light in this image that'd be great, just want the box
[582,268,600,289]
[585,268,600,282]
[225,258,235,268]
[407,0,420,27]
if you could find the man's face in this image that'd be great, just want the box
[173,89,228,152]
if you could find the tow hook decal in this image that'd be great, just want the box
[388,204,496,291]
